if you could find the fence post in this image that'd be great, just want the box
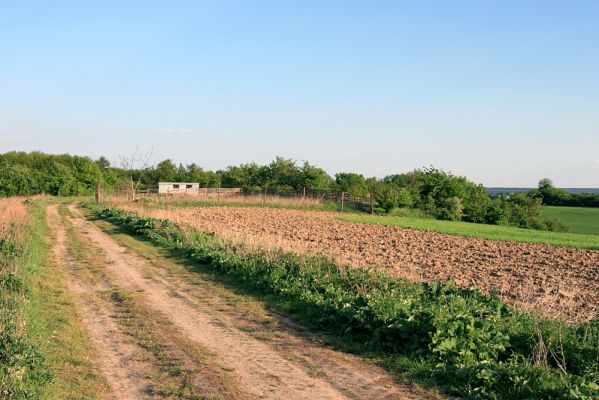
[370,193,374,214]
[301,187,306,207]
[341,191,345,212]
[95,180,100,203]
[217,182,221,204]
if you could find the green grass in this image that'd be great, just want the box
[540,206,599,235]
[338,215,599,249]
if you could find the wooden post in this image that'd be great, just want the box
[95,180,100,203]
[217,182,221,204]
[301,187,306,207]
[262,185,267,207]
[341,191,345,212]
[370,193,374,214]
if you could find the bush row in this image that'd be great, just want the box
[96,207,598,399]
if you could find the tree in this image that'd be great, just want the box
[334,173,369,197]
[119,148,153,200]
[298,161,332,191]
[186,163,210,186]
[154,159,177,182]
[504,192,542,228]
[96,156,110,170]
[268,156,301,191]
[463,185,492,223]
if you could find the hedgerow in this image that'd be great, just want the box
[95,207,599,399]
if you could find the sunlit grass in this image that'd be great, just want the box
[338,215,599,249]
[540,206,599,235]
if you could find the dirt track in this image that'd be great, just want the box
[124,205,599,322]
[47,203,432,399]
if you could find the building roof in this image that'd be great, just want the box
[158,182,199,185]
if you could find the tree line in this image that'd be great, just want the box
[529,178,599,208]
[0,151,581,231]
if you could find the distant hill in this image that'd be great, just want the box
[487,187,599,196]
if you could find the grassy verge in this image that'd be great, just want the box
[338,215,599,249]
[540,206,599,235]
[0,204,48,397]
[90,205,599,399]
[22,202,111,399]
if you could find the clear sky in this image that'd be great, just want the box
[1,1,598,187]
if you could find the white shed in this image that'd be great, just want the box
[158,182,199,195]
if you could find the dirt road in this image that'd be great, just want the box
[47,203,434,400]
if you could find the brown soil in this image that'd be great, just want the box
[124,205,599,322]
[49,203,433,400]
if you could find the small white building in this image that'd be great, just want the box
[158,182,199,195]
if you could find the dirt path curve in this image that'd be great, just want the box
[47,205,154,399]
[67,204,434,400]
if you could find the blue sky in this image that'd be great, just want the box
[1,1,598,186]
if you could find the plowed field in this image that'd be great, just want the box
[121,205,599,322]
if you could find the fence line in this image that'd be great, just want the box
[99,186,375,213]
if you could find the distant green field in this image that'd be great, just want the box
[338,215,599,250]
[540,206,599,235]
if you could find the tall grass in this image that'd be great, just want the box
[104,193,363,213]
[0,197,28,239]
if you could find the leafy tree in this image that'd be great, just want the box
[153,159,178,182]
[504,192,542,228]
[463,185,492,223]
[335,173,370,197]
[298,161,332,191]
[96,156,110,169]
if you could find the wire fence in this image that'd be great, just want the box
[97,184,374,213]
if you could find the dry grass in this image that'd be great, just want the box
[104,193,327,211]
[0,197,28,240]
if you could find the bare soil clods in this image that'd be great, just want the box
[126,206,599,322]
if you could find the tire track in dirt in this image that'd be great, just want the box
[47,205,154,399]
[69,204,435,400]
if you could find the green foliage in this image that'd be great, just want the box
[533,178,599,208]
[335,172,370,198]
[219,157,333,193]
[95,206,599,399]
[0,226,48,398]
[0,151,104,196]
